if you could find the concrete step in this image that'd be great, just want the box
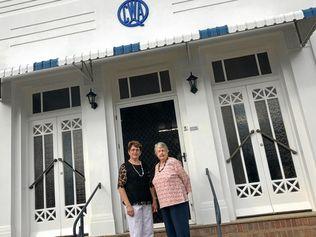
[95,211,316,237]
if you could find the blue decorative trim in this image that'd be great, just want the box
[199,25,229,39]
[303,7,316,19]
[113,43,140,55]
[33,58,58,71]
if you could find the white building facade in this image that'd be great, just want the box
[1,0,316,236]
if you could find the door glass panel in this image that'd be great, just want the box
[219,92,262,199]
[70,86,81,107]
[130,73,160,97]
[32,123,56,223]
[234,104,259,183]
[120,100,182,224]
[219,93,259,184]
[61,118,86,219]
[224,55,259,80]
[252,86,300,194]
[43,88,70,112]
[44,134,55,208]
[268,98,297,178]
[159,71,172,92]
[73,129,86,204]
[254,100,282,180]
[221,106,246,184]
[212,60,225,83]
[33,93,41,114]
[257,52,272,75]
[62,131,74,206]
[119,78,129,99]
[34,136,44,210]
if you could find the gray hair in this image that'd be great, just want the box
[154,142,169,153]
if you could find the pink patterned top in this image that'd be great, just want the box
[152,157,192,208]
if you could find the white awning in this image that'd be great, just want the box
[0,7,316,80]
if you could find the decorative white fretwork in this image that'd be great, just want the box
[33,123,54,136]
[236,182,262,199]
[34,208,56,222]
[252,86,277,101]
[65,204,85,219]
[272,178,300,194]
[61,118,82,132]
[219,92,243,106]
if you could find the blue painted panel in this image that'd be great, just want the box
[303,7,316,18]
[50,59,59,67]
[131,43,140,52]
[33,62,43,71]
[114,43,140,55]
[123,45,132,53]
[33,58,59,71]
[113,46,124,55]
[199,25,229,39]
[43,60,51,69]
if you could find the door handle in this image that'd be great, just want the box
[256,129,297,154]
[226,130,255,163]
[181,152,187,162]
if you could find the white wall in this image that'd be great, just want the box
[0,82,12,237]
[80,71,116,235]
[280,36,316,207]
[0,0,313,68]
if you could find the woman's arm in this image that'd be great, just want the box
[118,187,134,217]
[150,187,158,212]
[118,187,132,207]
[174,158,192,193]
[117,164,134,216]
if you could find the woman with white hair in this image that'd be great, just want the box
[152,142,192,237]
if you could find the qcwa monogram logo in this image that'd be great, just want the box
[117,0,149,27]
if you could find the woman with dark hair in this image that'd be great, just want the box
[117,140,157,237]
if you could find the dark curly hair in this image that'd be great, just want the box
[127,140,142,152]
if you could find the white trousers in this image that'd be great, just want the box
[125,204,154,237]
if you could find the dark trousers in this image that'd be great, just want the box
[160,202,190,237]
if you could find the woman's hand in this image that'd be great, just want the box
[152,199,158,213]
[126,205,134,217]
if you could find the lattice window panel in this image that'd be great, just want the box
[65,204,86,219]
[272,178,300,194]
[236,182,262,199]
[61,118,82,132]
[219,92,243,106]
[34,208,56,222]
[252,86,277,101]
[33,123,54,136]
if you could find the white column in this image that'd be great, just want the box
[0,81,12,237]
[280,37,316,210]
[81,81,116,236]
[173,48,232,226]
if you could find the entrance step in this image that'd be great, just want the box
[97,211,316,237]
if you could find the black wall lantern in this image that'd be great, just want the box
[186,72,198,94]
[86,89,98,109]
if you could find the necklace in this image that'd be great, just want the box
[130,161,144,177]
[158,159,168,172]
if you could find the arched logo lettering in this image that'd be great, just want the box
[117,0,149,27]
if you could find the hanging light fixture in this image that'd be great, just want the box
[186,72,198,94]
[185,43,198,94]
[86,88,98,109]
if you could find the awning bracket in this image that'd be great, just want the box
[294,16,316,47]
[72,59,94,83]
